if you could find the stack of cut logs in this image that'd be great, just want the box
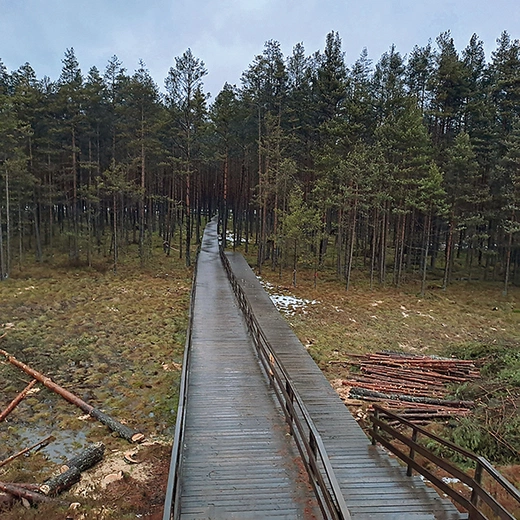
[340,351,481,424]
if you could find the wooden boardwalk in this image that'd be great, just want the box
[226,251,466,520]
[177,220,320,519]
[172,218,467,519]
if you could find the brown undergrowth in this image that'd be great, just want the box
[255,264,520,491]
[0,246,192,518]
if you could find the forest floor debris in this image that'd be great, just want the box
[0,249,191,519]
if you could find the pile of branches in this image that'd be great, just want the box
[339,351,481,424]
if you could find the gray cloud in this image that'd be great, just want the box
[1,0,519,95]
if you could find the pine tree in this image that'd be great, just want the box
[494,124,520,294]
[165,49,208,266]
[429,31,468,146]
[490,32,520,135]
[442,132,482,289]
[56,48,84,260]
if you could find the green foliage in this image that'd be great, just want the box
[442,341,520,463]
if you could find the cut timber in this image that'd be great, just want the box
[0,483,41,492]
[0,482,51,505]
[60,442,105,473]
[90,409,144,443]
[40,467,81,497]
[0,435,54,469]
[0,348,144,443]
[41,443,105,496]
[349,387,474,407]
[0,379,38,422]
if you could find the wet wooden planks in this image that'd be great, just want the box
[226,251,467,520]
[178,220,320,519]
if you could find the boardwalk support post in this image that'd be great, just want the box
[371,408,379,445]
[407,427,418,477]
[469,460,483,518]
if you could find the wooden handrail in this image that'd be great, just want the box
[370,405,520,520]
[163,251,199,520]
[220,249,351,520]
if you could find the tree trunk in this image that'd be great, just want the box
[0,482,51,505]
[5,168,10,277]
[0,349,144,443]
[0,205,5,281]
[60,442,105,473]
[443,217,455,291]
[503,229,513,296]
[421,211,432,297]
[40,467,81,496]
[0,379,38,422]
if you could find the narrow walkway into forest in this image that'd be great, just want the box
[177,219,320,519]
[226,251,467,520]
[173,218,467,519]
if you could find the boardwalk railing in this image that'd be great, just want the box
[370,404,520,520]
[220,250,351,520]
[163,256,198,520]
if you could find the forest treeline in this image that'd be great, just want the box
[1,30,520,292]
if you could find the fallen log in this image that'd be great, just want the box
[0,481,51,504]
[0,348,144,443]
[349,387,474,407]
[40,443,105,496]
[0,483,41,492]
[40,467,81,497]
[0,379,38,422]
[0,435,54,469]
[60,442,105,473]
[344,379,445,398]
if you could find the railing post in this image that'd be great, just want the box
[407,427,418,477]
[371,408,379,446]
[469,460,483,519]
[309,430,317,459]
[285,381,294,433]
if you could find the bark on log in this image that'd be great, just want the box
[0,435,54,469]
[60,442,105,473]
[0,379,38,422]
[0,481,51,504]
[40,467,81,496]
[0,348,144,443]
[90,409,145,443]
[0,483,41,491]
[349,387,474,407]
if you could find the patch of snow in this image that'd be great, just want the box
[257,277,319,316]
[268,294,319,316]
[225,231,247,243]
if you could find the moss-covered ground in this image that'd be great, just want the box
[0,246,192,519]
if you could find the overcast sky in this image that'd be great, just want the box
[1,0,520,97]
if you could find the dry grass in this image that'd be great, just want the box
[254,267,520,374]
[0,245,192,518]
